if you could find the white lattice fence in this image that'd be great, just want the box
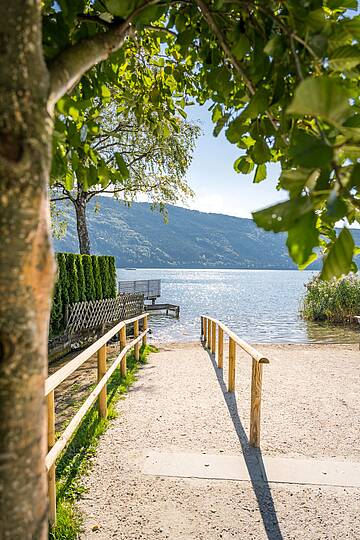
[66,293,144,334]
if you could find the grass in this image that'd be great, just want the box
[49,343,157,540]
[301,274,360,324]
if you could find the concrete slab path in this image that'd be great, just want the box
[79,341,360,539]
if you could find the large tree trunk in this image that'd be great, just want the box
[74,190,91,255]
[0,2,55,538]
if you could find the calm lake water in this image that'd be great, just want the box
[117,268,359,344]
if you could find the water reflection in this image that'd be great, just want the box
[117,269,359,344]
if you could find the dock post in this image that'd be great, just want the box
[250,358,263,447]
[228,337,236,392]
[217,326,223,369]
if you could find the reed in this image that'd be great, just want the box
[301,274,360,324]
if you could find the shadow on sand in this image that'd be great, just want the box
[204,346,283,540]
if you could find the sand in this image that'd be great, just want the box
[78,341,360,539]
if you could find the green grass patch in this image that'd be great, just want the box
[301,274,360,324]
[49,344,157,540]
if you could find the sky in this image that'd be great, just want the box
[183,104,287,219]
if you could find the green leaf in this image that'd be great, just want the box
[263,35,283,57]
[286,212,319,266]
[242,89,270,119]
[287,77,351,125]
[114,153,129,179]
[101,85,111,98]
[225,116,248,143]
[329,45,360,71]
[289,132,333,168]
[232,34,250,60]
[327,0,358,9]
[253,164,266,183]
[233,155,254,174]
[252,196,313,233]
[349,163,360,189]
[320,228,355,280]
[250,139,271,164]
[279,168,318,194]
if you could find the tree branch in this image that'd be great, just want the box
[194,0,280,133]
[47,0,162,109]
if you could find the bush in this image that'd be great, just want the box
[75,256,86,302]
[57,253,69,311]
[66,254,79,304]
[301,274,360,324]
[50,280,63,337]
[82,255,96,301]
[107,256,117,298]
[50,253,117,337]
[91,255,103,300]
[98,256,110,298]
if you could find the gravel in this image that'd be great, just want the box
[78,341,360,539]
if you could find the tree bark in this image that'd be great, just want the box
[74,189,91,255]
[0,2,55,538]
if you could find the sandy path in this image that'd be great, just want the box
[78,341,360,539]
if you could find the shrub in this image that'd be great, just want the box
[91,255,103,300]
[301,274,360,324]
[50,280,63,337]
[82,255,96,301]
[98,256,110,298]
[57,253,69,311]
[107,256,117,298]
[66,253,79,304]
[75,256,86,302]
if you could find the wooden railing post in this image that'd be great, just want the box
[120,324,127,377]
[250,358,263,447]
[217,326,223,369]
[201,316,204,341]
[97,344,107,418]
[47,390,56,527]
[142,314,148,347]
[211,321,216,354]
[206,318,211,349]
[228,337,236,392]
[134,319,140,361]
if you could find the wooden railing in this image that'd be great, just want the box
[45,313,149,526]
[200,316,269,449]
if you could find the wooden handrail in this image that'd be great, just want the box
[46,312,149,527]
[200,315,269,448]
[45,313,147,396]
[203,316,269,364]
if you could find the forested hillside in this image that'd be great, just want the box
[54,198,360,269]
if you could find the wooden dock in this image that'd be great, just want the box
[145,303,180,317]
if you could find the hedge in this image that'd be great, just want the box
[50,253,117,337]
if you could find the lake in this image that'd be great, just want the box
[117,268,359,344]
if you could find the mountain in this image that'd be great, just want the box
[53,198,360,269]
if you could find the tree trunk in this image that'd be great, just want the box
[0,2,55,538]
[74,191,91,255]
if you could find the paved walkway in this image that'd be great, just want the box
[79,342,360,539]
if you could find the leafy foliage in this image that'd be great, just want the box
[82,254,96,301]
[301,274,360,324]
[50,253,117,336]
[42,0,360,277]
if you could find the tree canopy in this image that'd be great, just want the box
[42,0,360,278]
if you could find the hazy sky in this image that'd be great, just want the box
[184,104,287,219]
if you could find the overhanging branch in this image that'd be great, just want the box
[47,0,162,109]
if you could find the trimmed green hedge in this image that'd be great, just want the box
[50,253,117,337]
